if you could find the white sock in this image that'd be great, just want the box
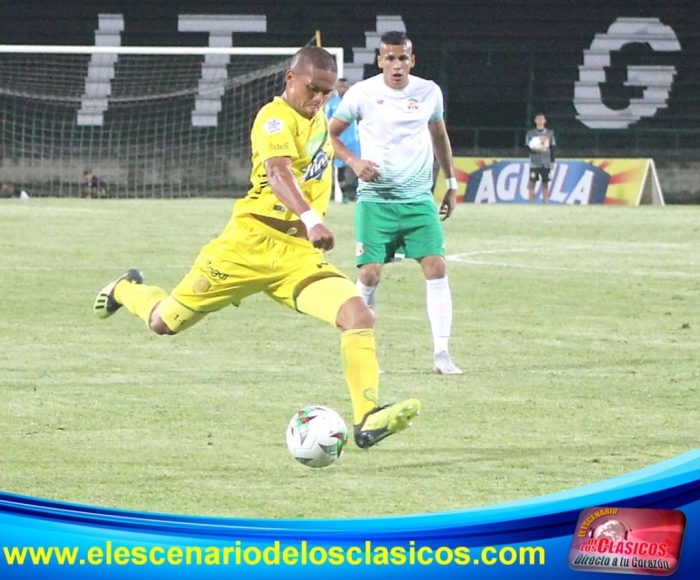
[355,279,377,311]
[426,277,452,355]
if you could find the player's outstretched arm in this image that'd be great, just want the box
[264,157,334,251]
[429,119,457,220]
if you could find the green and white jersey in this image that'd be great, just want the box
[333,74,444,203]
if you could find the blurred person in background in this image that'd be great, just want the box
[325,78,360,202]
[2,182,29,200]
[82,167,108,198]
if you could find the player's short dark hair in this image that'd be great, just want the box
[380,31,410,46]
[291,46,337,74]
[534,111,547,118]
[338,77,348,82]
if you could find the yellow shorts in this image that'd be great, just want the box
[159,217,359,332]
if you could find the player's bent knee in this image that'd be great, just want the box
[358,264,382,286]
[149,310,175,335]
[336,296,374,331]
[154,296,206,334]
[420,255,446,279]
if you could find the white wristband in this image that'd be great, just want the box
[446,177,458,190]
[300,209,322,230]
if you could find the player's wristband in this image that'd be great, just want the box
[300,209,323,230]
[446,177,458,190]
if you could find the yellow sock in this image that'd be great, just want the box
[341,329,380,425]
[114,281,167,326]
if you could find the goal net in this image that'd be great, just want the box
[0,45,343,198]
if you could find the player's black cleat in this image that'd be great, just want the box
[354,399,421,449]
[93,269,144,319]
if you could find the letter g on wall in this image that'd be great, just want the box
[574,17,681,129]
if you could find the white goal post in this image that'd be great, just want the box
[0,44,344,199]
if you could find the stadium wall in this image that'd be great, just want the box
[1,0,699,201]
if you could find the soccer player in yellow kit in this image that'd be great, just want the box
[93,46,420,449]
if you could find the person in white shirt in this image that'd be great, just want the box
[329,31,462,375]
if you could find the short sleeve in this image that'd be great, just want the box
[429,83,444,123]
[332,85,361,124]
[252,106,299,163]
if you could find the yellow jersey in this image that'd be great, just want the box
[233,96,333,222]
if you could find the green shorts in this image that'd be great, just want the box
[354,200,445,266]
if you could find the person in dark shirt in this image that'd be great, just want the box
[2,182,29,199]
[82,168,108,198]
[525,113,556,204]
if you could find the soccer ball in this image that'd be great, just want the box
[286,406,348,468]
[529,136,547,151]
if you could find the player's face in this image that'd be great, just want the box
[285,67,336,119]
[337,80,350,97]
[377,42,415,89]
[535,115,547,129]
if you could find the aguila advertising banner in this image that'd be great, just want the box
[436,158,664,205]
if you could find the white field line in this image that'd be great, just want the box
[446,247,700,279]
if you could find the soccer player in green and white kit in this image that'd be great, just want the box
[329,31,462,375]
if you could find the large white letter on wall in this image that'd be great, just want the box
[574,17,681,129]
[179,15,266,127]
[77,14,124,126]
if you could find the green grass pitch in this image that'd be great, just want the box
[0,199,698,519]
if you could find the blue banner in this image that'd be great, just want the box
[1,451,698,579]
[464,160,611,204]
[435,158,663,205]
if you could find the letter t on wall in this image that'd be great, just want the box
[179,15,267,127]
[77,14,124,126]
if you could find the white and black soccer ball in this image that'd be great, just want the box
[286,406,348,468]
[529,136,547,151]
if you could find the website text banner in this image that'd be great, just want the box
[1,451,698,579]
[437,158,652,205]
